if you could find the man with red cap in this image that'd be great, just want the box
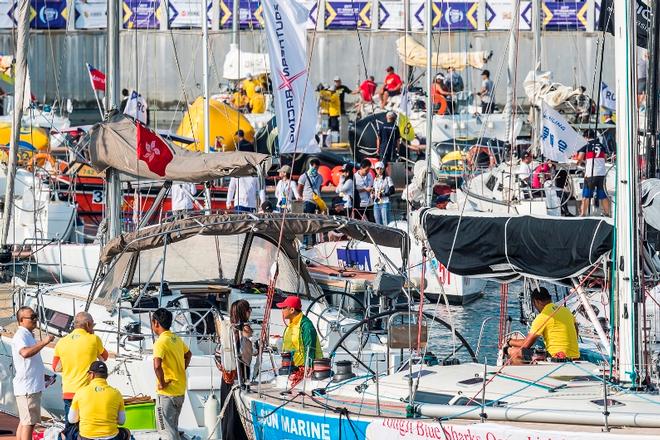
[277,296,322,369]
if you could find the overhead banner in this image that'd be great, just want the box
[540,102,587,163]
[21,0,68,29]
[220,0,264,29]
[123,0,160,29]
[0,2,14,29]
[412,1,489,31]
[169,0,210,28]
[599,0,650,48]
[263,0,319,154]
[521,1,589,30]
[325,2,371,29]
[74,0,106,29]
[487,0,531,30]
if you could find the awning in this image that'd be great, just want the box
[396,36,491,71]
[100,213,409,264]
[84,112,271,182]
[417,209,613,281]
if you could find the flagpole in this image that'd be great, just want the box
[85,64,105,119]
[93,90,104,119]
[424,0,434,207]
[202,0,212,213]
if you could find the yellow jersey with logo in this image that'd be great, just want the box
[530,303,580,359]
[54,328,105,396]
[250,93,266,114]
[71,378,124,439]
[242,78,259,99]
[153,330,190,396]
[282,313,323,367]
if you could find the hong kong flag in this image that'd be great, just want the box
[86,63,106,92]
[136,122,174,177]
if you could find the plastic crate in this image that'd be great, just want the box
[121,401,156,431]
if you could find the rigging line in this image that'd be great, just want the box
[166,28,199,147]
[588,4,613,133]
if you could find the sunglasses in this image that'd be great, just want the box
[21,314,38,322]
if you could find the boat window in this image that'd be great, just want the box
[458,377,484,386]
[453,397,507,407]
[242,236,306,295]
[409,391,454,405]
[550,375,600,383]
[590,399,624,407]
[485,175,497,191]
[132,234,245,284]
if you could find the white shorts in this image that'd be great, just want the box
[15,392,41,426]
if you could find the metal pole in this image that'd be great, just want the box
[480,358,487,422]
[504,0,520,147]
[531,0,542,154]
[202,0,211,154]
[645,0,660,178]
[232,0,240,44]
[0,0,29,247]
[106,0,122,240]
[424,0,434,207]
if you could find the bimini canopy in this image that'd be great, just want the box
[417,209,613,281]
[83,112,271,182]
[396,36,491,71]
[100,213,409,264]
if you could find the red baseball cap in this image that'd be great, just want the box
[276,296,302,310]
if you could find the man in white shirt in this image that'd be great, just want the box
[516,152,533,186]
[354,159,375,222]
[226,176,266,213]
[11,306,53,440]
[171,182,196,213]
[275,165,300,211]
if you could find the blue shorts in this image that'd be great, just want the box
[582,176,607,200]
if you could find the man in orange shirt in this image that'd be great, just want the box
[53,312,108,440]
[380,66,403,108]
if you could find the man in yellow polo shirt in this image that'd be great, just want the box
[152,308,192,440]
[249,86,266,114]
[68,361,130,440]
[53,312,108,440]
[508,287,580,365]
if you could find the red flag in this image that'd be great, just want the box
[86,63,106,92]
[136,122,173,177]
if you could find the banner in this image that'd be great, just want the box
[169,0,210,28]
[325,2,370,29]
[124,90,148,125]
[540,102,587,162]
[123,0,160,29]
[378,1,404,30]
[263,0,319,154]
[599,0,650,48]
[487,0,531,31]
[86,63,106,92]
[220,0,264,29]
[599,82,616,111]
[21,0,68,29]
[74,0,106,29]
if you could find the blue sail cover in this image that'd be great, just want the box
[419,210,613,281]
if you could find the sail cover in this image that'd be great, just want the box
[396,36,491,70]
[418,209,613,281]
[83,112,271,182]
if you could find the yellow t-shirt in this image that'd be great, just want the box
[232,92,249,109]
[250,93,266,114]
[54,328,105,396]
[318,90,341,117]
[242,79,259,99]
[71,378,124,439]
[153,330,190,396]
[530,303,580,359]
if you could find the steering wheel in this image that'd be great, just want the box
[166,296,223,338]
[305,292,367,345]
[329,309,477,376]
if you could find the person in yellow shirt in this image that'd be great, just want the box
[277,296,322,369]
[507,287,580,365]
[242,73,259,99]
[317,85,341,132]
[68,361,130,440]
[231,87,249,112]
[249,86,266,114]
[152,308,192,440]
[53,312,108,439]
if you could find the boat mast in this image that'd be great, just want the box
[106,0,122,239]
[613,0,643,385]
[424,0,434,206]
[645,1,660,178]
[531,0,542,154]
[504,0,520,147]
[202,0,210,155]
[0,0,29,248]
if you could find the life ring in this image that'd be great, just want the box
[27,153,56,171]
[436,95,448,116]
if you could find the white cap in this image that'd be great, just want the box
[386,111,396,118]
[374,161,385,169]
[333,76,341,81]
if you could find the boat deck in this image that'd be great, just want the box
[240,382,660,437]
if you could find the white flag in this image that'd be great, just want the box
[263,0,318,154]
[540,102,587,163]
[599,82,616,111]
[124,90,148,125]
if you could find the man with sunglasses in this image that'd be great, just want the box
[11,307,53,440]
[53,312,108,440]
